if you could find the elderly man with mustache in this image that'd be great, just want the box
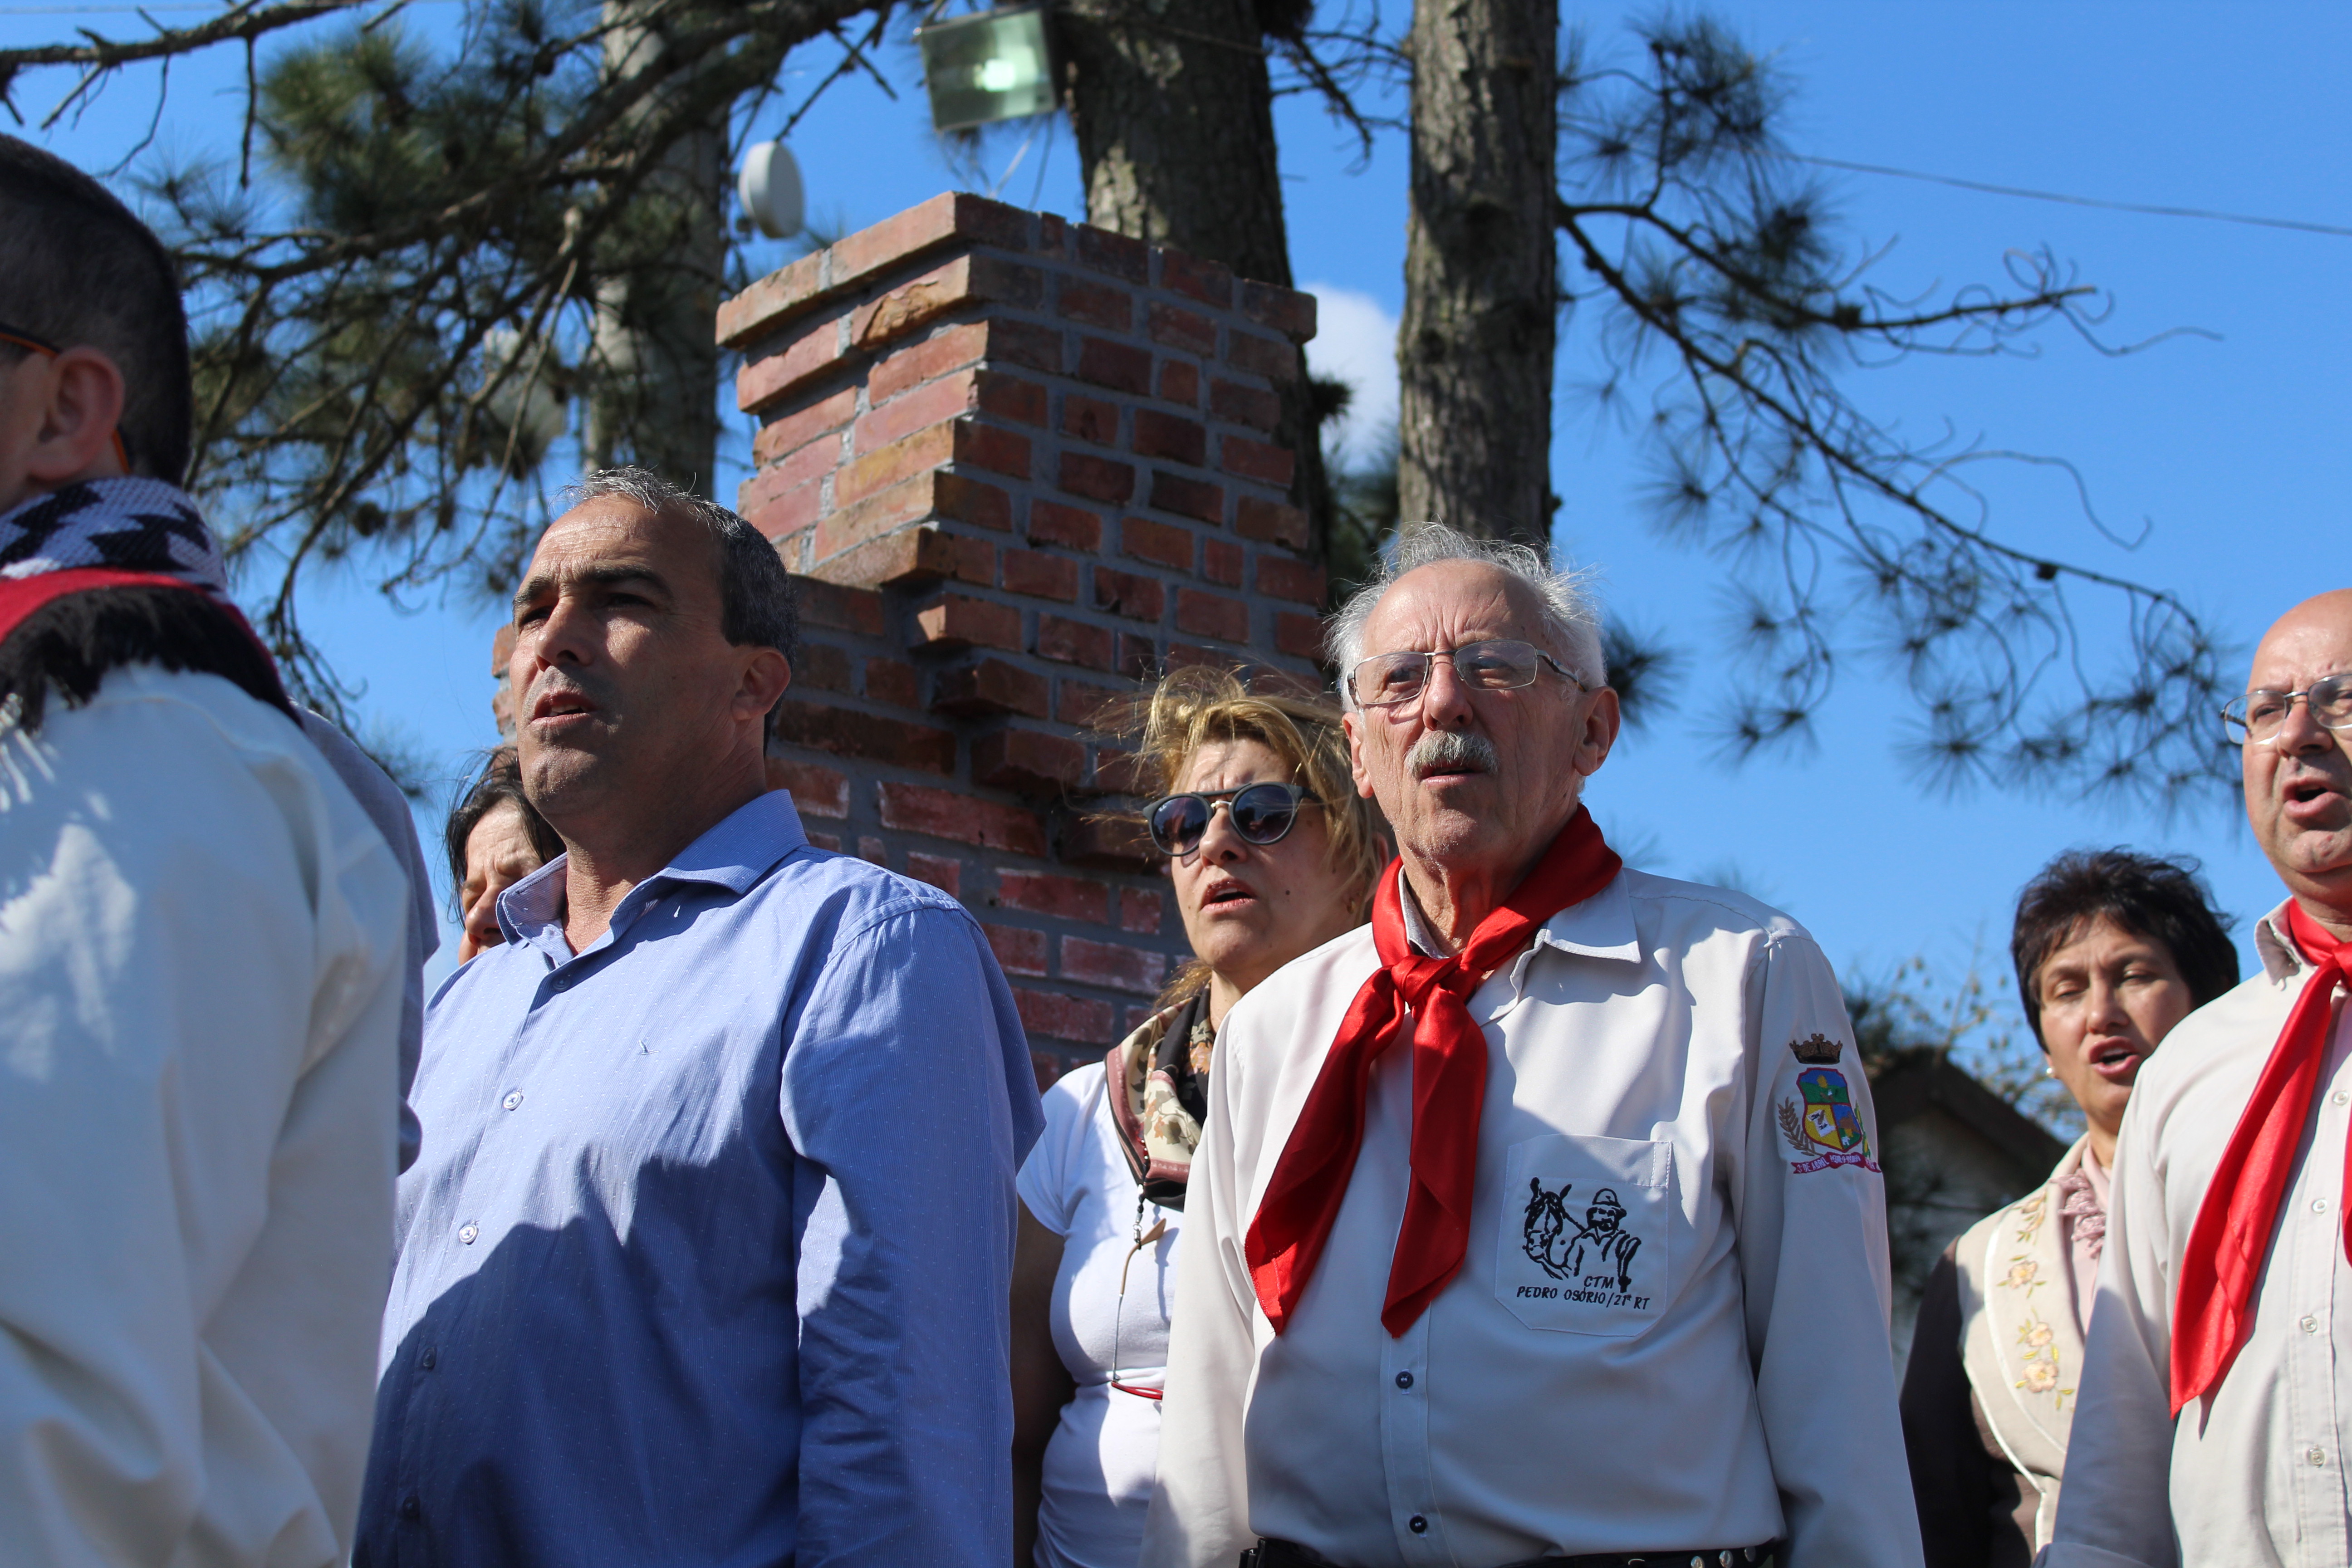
[1139,522,1921,1568]
[355,468,1043,1568]
[2043,588,2352,1568]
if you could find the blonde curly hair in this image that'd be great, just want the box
[1097,665,1389,1007]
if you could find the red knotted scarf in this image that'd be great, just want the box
[2171,901,2352,1415]
[1244,807,1621,1337]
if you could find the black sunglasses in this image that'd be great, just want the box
[1146,782,1318,858]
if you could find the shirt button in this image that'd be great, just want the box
[419,1346,437,1370]
[2304,1315,2321,1334]
[1395,1371,1414,1390]
[502,1090,524,1111]
[2315,1198,2330,1215]
[399,1495,422,1520]
[2310,1446,2329,1467]
[458,1224,479,1245]
[2335,1091,2349,1107]
[1407,1516,1428,1534]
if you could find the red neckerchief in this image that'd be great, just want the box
[1244,807,1621,1336]
[2171,902,2351,1414]
[0,567,216,642]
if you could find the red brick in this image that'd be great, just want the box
[1209,378,1281,433]
[854,368,981,453]
[932,657,1050,719]
[1235,495,1310,549]
[1075,224,1151,282]
[1240,279,1318,341]
[811,527,992,593]
[716,250,827,348]
[1120,515,1193,570]
[871,320,987,403]
[906,853,962,896]
[1177,588,1250,643]
[858,836,887,865]
[990,318,1064,376]
[1118,634,1159,681]
[1056,677,1125,728]
[1063,393,1120,446]
[1095,567,1166,622]
[738,466,823,540]
[1275,610,1324,661]
[865,657,919,708]
[1038,211,1069,255]
[1076,336,1152,394]
[754,385,859,466]
[1062,936,1167,995]
[961,423,1032,480]
[792,576,887,637]
[1057,276,1133,331]
[1166,642,1223,671]
[1037,614,1116,670]
[877,780,1048,855]
[1226,329,1299,382]
[1158,359,1200,406]
[796,642,852,692]
[998,868,1112,923]
[1120,888,1165,934]
[1093,745,1152,795]
[1221,433,1296,487]
[985,923,1050,977]
[770,699,956,774]
[1147,301,1218,356]
[1148,470,1223,524]
[849,254,1042,350]
[1029,501,1102,552]
[807,831,843,852]
[1032,1049,1068,1089]
[975,728,1088,794]
[1133,409,1207,466]
[913,592,1024,652]
[768,526,813,575]
[979,372,1046,427]
[1060,452,1136,504]
[1203,539,1243,587]
[816,471,951,559]
[1014,987,1115,1044]
[1160,251,1234,308]
[764,756,848,817]
[1001,548,1079,603]
[834,421,955,505]
[735,315,845,412]
[826,192,1033,293]
[1256,554,1326,605]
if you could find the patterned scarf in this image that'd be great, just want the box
[1107,990,1215,1210]
[0,478,230,596]
[2055,1166,2106,1261]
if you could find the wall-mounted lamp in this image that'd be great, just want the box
[916,4,1057,133]
[737,141,806,240]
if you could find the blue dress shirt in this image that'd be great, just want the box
[356,789,1044,1568]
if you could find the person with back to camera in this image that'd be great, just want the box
[442,744,560,961]
[0,134,412,1563]
[1900,850,2238,1564]
[1011,666,1389,1568]
[2040,589,2352,1568]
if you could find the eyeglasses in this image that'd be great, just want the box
[2223,675,2352,746]
[0,319,133,471]
[1348,637,1588,708]
[1145,782,1318,858]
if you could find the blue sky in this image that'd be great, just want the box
[5,2,2344,1025]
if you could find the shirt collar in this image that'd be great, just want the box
[495,789,810,955]
[1393,864,1640,992]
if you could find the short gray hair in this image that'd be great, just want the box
[1327,522,1607,707]
[567,466,798,740]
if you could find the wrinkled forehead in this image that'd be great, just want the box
[2249,593,2352,691]
[525,495,717,590]
[1360,559,1556,656]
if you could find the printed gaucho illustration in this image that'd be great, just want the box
[1522,1179,1642,1292]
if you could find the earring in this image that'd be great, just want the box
[2043,1066,2058,1079]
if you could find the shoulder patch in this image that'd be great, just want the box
[1776,1067,1881,1175]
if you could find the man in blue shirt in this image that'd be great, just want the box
[357,466,1044,1567]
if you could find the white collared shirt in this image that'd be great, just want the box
[1140,868,1921,1568]
[2042,902,2352,1568]
[0,667,408,1565]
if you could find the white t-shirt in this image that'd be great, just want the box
[1018,1060,1186,1568]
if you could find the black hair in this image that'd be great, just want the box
[442,745,563,919]
[0,586,294,733]
[564,466,799,742]
[2010,848,2240,1044]
[0,134,193,485]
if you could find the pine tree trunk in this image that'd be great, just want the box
[1060,0,1332,562]
[582,0,730,492]
[1397,0,1557,549]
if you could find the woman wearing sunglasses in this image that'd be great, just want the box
[1011,666,1389,1568]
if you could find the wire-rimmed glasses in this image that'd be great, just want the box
[2222,675,2352,746]
[1348,637,1588,708]
[1145,782,1318,858]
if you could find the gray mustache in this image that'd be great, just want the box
[1407,729,1498,776]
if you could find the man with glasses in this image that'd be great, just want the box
[2046,588,2352,1568]
[1142,521,1920,1568]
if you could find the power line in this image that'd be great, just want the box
[1788,152,2352,240]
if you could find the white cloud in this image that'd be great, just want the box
[1302,282,1399,467]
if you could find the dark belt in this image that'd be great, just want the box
[1242,1537,1778,1568]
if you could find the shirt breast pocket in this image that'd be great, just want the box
[1496,1133,1672,1337]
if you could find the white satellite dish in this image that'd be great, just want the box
[737,141,805,240]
